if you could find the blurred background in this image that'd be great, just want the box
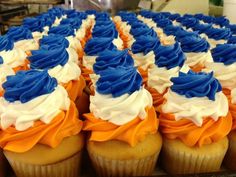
[0,0,231,34]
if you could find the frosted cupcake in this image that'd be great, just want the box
[0,35,29,72]
[177,33,213,72]
[147,42,188,111]
[159,70,232,174]
[83,66,162,177]
[28,44,85,102]
[0,70,84,177]
[82,37,117,84]
[228,35,236,44]
[202,44,236,169]
[7,26,39,53]
[131,35,160,85]
[48,24,83,56]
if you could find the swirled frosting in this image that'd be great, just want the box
[60,18,82,29]
[228,24,236,35]
[7,26,33,42]
[93,49,134,74]
[214,16,230,27]
[153,18,173,28]
[48,25,75,37]
[95,12,110,21]
[211,44,236,65]
[232,88,236,104]
[163,25,183,36]
[192,23,212,34]
[96,66,142,97]
[155,42,186,69]
[23,17,45,32]
[131,35,160,55]
[178,35,210,53]
[84,37,117,56]
[0,65,15,91]
[170,71,222,101]
[40,34,69,48]
[180,18,199,29]
[130,25,157,38]
[169,13,181,21]
[204,27,232,40]
[0,35,14,51]
[28,45,68,69]
[228,36,236,44]
[3,70,57,103]
[92,24,118,38]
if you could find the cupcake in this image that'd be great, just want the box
[28,44,85,102]
[83,66,162,177]
[202,44,236,170]
[82,37,117,85]
[131,35,160,85]
[7,26,39,53]
[0,70,84,177]
[48,24,83,56]
[159,70,232,174]
[147,41,188,111]
[0,35,29,72]
[177,33,213,72]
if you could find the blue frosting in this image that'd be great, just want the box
[160,12,171,18]
[93,49,134,74]
[85,10,97,15]
[163,25,183,36]
[3,70,57,103]
[84,37,117,56]
[92,23,118,38]
[118,11,136,18]
[211,44,236,65]
[40,34,69,48]
[214,16,230,27]
[129,21,146,29]
[65,10,87,19]
[23,17,45,32]
[28,45,68,69]
[170,70,222,101]
[180,18,199,29]
[228,24,236,35]
[60,18,82,29]
[0,35,14,51]
[194,14,205,20]
[204,27,232,40]
[153,18,172,28]
[131,26,157,38]
[95,12,110,21]
[191,23,212,34]
[175,30,199,41]
[139,10,155,18]
[201,15,215,24]
[169,13,181,21]
[178,34,210,53]
[48,25,75,37]
[131,35,160,54]
[0,56,3,64]
[37,13,55,27]
[48,7,64,18]
[228,36,236,44]
[155,42,185,69]
[96,66,142,97]
[95,20,113,26]
[7,26,33,42]
[182,14,195,19]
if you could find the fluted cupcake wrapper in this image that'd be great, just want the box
[5,151,82,177]
[88,151,159,177]
[224,131,236,170]
[162,138,228,175]
[0,149,7,177]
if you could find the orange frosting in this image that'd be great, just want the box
[62,75,86,101]
[83,106,158,146]
[138,67,148,86]
[146,87,167,111]
[80,65,93,86]
[190,64,204,73]
[0,101,82,153]
[0,90,3,97]
[13,59,30,73]
[159,105,232,147]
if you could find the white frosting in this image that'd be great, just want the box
[14,39,39,52]
[231,88,236,104]
[162,90,228,126]
[160,35,175,45]
[48,61,81,84]
[132,51,155,70]
[90,87,153,125]
[32,31,46,41]
[53,17,62,27]
[113,37,124,50]
[83,55,97,70]
[0,85,70,131]
[66,36,82,52]
[0,48,27,68]
[137,15,156,28]
[89,73,100,88]
[76,28,86,41]
[147,64,189,94]
[207,38,226,49]
[204,62,236,90]
[0,65,15,90]
[185,50,213,67]
[66,48,79,64]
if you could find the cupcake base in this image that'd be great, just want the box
[224,130,236,170]
[0,149,7,177]
[87,133,162,177]
[161,137,228,175]
[4,134,84,177]
[75,91,90,117]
